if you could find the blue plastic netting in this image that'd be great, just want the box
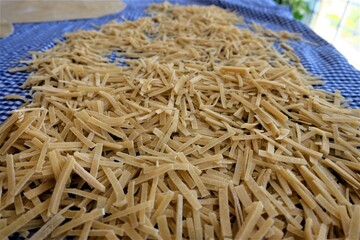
[1,0,359,124]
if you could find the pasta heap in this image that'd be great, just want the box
[0,3,360,239]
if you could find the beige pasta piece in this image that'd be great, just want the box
[0,199,50,237]
[235,201,264,239]
[51,208,105,237]
[29,205,72,240]
[176,194,184,240]
[348,205,360,239]
[246,178,278,218]
[219,186,232,238]
[157,215,171,240]
[48,158,74,215]
[72,157,106,192]
[0,116,36,154]
[103,201,154,222]
[250,217,274,240]
[168,171,202,211]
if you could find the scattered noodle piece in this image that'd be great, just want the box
[0,2,359,239]
[48,158,74,215]
[219,186,232,238]
[235,202,264,239]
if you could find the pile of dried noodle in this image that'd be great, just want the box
[1,3,360,239]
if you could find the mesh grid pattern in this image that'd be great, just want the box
[1,0,359,124]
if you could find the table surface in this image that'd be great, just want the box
[1,0,359,124]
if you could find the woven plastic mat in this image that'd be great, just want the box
[1,0,359,124]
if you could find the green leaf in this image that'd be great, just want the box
[275,0,311,20]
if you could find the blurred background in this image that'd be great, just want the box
[277,0,360,70]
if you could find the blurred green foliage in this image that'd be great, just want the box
[275,0,311,20]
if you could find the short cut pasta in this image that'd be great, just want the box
[0,2,360,239]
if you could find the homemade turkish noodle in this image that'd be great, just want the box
[0,3,359,239]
